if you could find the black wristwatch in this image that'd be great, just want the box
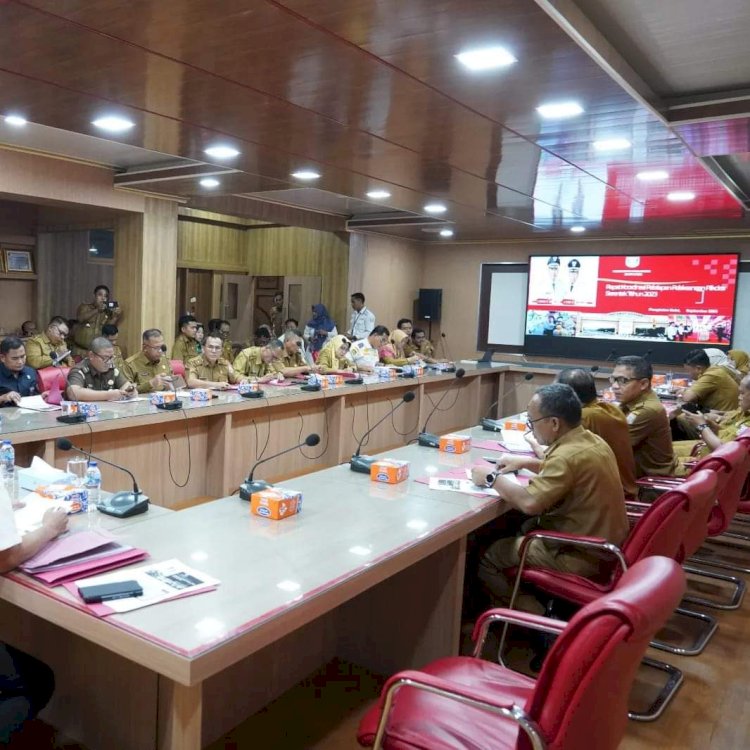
[485,471,499,488]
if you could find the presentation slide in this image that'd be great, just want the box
[525,253,739,346]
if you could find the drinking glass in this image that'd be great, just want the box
[66,457,88,487]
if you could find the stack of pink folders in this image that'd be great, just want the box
[20,530,148,585]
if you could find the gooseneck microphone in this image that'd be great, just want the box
[439,333,456,371]
[350,391,416,473]
[56,438,149,517]
[418,369,466,447]
[481,372,534,433]
[240,433,321,499]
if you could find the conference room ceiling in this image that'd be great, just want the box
[0,0,748,241]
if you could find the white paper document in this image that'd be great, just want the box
[74,558,220,613]
[18,395,61,412]
[428,477,500,496]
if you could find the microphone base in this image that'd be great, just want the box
[239,479,272,501]
[240,391,265,399]
[300,384,321,392]
[350,455,375,474]
[481,418,504,433]
[56,414,87,424]
[344,378,363,385]
[418,432,440,448]
[442,366,457,373]
[156,401,183,411]
[96,492,149,518]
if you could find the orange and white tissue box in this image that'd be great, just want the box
[503,418,526,431]
[35,483,88,513]
[370,459,410,484]
[672,378,689,388]
[250,487,302,520]
[439,433,471,454]
[189,388,210,401]
[150,391,177,406]
[652,374,666,386]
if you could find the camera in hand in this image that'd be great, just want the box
[681,402,701,414]
[107,300,118,309]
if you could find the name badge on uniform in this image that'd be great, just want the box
[626,412,637,424]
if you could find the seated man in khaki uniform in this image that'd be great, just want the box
[123,329,174,394]
[24,316,74,370]
[170,314,201,365]
[233,339,285,382]
[102,324,126,371]
[674,372,750,462]
[186,333,246,389]
[610,355,678,477]
[208,318,234,362]
[471,383,628,614]
[674,348,740,438]
[276,331,319,378]
[66,336,136,402]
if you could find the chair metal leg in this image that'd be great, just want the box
[689,542,750,575]
[682,563,746,610]
[629,657,684,722]
[650,607,718,656]
[719,529,750,543]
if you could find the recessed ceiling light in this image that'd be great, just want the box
[536,101,584,119]
[199,177,220,188]
[204,144,240,159]
[424,203,447,214]
[366,189,391,199]
[570,225,586,233]
[88,247,98,254]
[291,169,321,181]
[439,228,454,238]
[667,191,696,202]
[636,170,669,182]
[593,138,631,152]
[91,116,135,133]
[455,46,517,71]
[4,115,27,127]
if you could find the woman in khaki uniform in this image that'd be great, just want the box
[379,329,421,366]
[317,335,353,373]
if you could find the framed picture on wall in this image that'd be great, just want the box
[4,249,34,273]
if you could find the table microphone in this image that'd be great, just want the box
[481,373,534,432]
[56,438,149,517]
[240,433,320,499]
[350,391,416,473]
[418,369,465,447]
[157,368,183,410]
[590,365,599,373]
[56,378,87,424]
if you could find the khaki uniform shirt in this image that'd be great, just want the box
[67,360,128,395]
[416,340,435,358]
[186,354,239,384]
[581,400,638,497]
[123,351,173,393]
[74,303,115,350]
[233,347,278,378]
[317,344,352,372]
[171,334,201,365]
[25,332,74,370]
[279,349,306,370]
[222,341,233,362]
[689,365,739,411]
[620,390,678,476]
[526,425,628,551]
[677,408,750,460]
[112,345,126,372]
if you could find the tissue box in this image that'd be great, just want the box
[374,366,397,381]
[309,374,344,389]
[238,382,260,395]
[503,418,526,431]
[150,391,177,406]
[35,483,88,513]
[250,487,302,520]
[18,467,74,493]
[61,401,100,418]
[370,459,410,484]
[439,433,471,454]
[672,378,689,388]
[189,388,210,401]
[652,374,666,385]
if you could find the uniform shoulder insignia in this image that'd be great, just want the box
[626,412,637,424]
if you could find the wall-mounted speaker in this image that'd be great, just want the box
[417,288,442,321]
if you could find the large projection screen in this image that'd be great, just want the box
[477,263,528,352]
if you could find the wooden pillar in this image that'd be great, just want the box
[114,198,179,356]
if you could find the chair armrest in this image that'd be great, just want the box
[517,530,627,572]
[372,669,546,750]
[472,607,566,656]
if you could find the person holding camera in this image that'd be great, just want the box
[73,285,122,355]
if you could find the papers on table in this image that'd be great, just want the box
[13,493,69,535]
[428,476,499,497]
[499,429,530,451]
[69,559,219,615]
[18,395,61,412]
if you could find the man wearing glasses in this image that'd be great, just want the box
[24,317,73,370]
[66,337,136,402]
[186,333,246,389]
[609,355,678,476]
[123,329,175,393]
[470,383,627,615]
[347,325,390,373]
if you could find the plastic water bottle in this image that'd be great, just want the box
[85,461,102,512]
[0,440,15,499]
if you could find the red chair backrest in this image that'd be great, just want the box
[525,556,685,750]
[170,359,185,378]
[691,442,750,536]
[735,435,750,508]
[36,366,69,395]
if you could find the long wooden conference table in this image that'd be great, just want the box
[0,363,572,749]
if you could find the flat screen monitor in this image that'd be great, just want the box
[524,253,739,364]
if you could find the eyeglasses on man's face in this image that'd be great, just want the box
[609,376,639,386]
[525,415,552,430]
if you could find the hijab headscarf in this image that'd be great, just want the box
[704,348,742,382]
[307,304,336,352]
[728,349,750,376]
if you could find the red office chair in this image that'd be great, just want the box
[170,359,185,378]
[358,556,685,750]
[36,366,69,395]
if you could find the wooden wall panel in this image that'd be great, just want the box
[36,231,114,330]
[177,215,245,271]
[246,227,350,331]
